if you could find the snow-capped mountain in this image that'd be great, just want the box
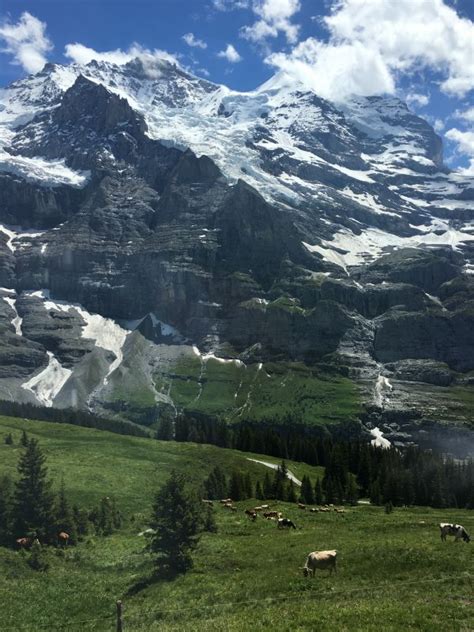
[0,57,473,449]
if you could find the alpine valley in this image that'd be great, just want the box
[0,57,473,452]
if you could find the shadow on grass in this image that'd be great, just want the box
[125,567,183,596]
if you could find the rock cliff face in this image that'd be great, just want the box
[0,58,473,451]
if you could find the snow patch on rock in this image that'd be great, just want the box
[21,351,72,407]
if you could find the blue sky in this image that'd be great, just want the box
[0,0,473,171]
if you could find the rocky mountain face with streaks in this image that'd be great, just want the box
[0,58,473,452]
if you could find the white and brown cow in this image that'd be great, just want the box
[302,550,337,577]
[439,523,470,543]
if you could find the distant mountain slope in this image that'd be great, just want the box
[0,57,473,449]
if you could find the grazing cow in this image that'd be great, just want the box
[223,502,235,509]
[253,506,264,512]
[260,504,269,509]
[58,532,69,546]
[298,503,306,510]
[263,511,282,519]
[202,500,213,506]
[277,518,296,530]
[245,509,257,521]
[335,508,346,514]
[439,523,470,543]
[220,498,233,504]
[302,550,337,577]
[310,508,319,513]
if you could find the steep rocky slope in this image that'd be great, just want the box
[0,58,473,450]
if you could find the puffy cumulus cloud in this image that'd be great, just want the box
[64,43,179,77]
[217,43,242,63]
[267,38,395,101]
[241,0,301,44]
[182,33,207,49]
[406,93,430,108]
[0,11,52,73]
[265,0,474,101]
[445,127,474,174]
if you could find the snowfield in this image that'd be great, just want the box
[22,351,72,407]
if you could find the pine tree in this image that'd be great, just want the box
[91,497,122,536]
[244,473,253,500]
[301,475,314,505]
[14,439,55,542]
[272,468,285,500]
[28,540,49,571]
[72,505,90,538]
[20,430,29,447]
[0,475,14,546]
[203,505,217,533]
[324,476,335,505]
[204,466,227,500]
[149,471,204,576]
[314,478,323,506]
[278,461,288,482]
[286,480,297,503]
[346,474,359,506]
[4,433,13,445]
[263,472,273,499]
[255,481,264,500]
[54,479,78,544]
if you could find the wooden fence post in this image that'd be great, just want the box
[116,600,123,632]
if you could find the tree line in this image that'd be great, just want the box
[158,415,474,509]
[0,400,150,438]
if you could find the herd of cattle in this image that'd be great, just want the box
[204,499,471,578]
[15,532,70,549]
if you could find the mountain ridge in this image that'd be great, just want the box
[0,58,473,451]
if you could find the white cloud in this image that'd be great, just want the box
[241,0,301,44]
[217,43,242,63]
[182,33,207,49]
[406,93,430,108]
[0,11,52,73]
[212,0,249,9]
[266,38,395,101]
[64,43,179,77]
[454,107,474,123]
[433,118,445,133]
[445,127,474,174]
[265,0,474,101]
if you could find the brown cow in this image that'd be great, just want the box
[58,532,69,546]
[263,511,282,519]
[298,503,306,510]
[245,509,257,521]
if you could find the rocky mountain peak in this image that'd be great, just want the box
[56,75,148,136]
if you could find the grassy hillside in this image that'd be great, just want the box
[0,416,472,631]
[163,358,360,427]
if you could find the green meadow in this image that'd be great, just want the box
[0,415,472,631]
